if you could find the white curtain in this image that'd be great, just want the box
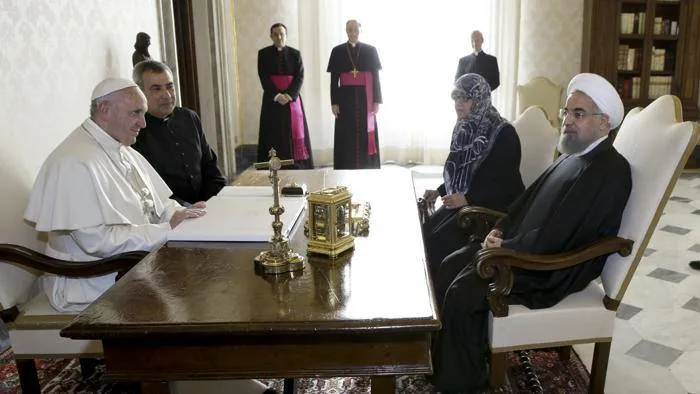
[298,0,521,166]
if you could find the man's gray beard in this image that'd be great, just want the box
[557,133,591,154]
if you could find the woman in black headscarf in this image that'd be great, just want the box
[422,74,524,278]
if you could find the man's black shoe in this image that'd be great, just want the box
[690,260,700,270]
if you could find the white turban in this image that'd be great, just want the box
[91,77,138,101]
[566,73,624,129]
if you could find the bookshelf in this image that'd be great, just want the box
[582,0,700,121]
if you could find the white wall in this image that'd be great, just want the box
[518,0,584,97]
[0,0,162,178]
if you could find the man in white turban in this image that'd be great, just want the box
[429,73,633,392]
[25,78,207,313]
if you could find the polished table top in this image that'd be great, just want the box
[62,168,439,340]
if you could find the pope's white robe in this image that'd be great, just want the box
[24,119,182,312]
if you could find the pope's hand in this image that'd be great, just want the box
[332,104,340,118]
[170,207,206,229]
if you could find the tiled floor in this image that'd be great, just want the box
[412,166,700,393]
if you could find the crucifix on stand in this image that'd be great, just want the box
[252,148,305,275]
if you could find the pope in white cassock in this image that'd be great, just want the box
[23,78,207,313]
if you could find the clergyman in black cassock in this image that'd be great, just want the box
[257,23,313,169]
[327,19,382,169]
[132,60,226,205]
[429,73,631,392]
[454,30,500,91]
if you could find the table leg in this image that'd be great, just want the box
[141,381,171,394]
[283,378,295,394]
[371,375,395,394]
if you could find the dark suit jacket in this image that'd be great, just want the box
[455,51,500,91]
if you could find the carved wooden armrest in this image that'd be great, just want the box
[457,206,507,243]
[0,243,148,279]
[416,198,435,225]
[474,236,634,317]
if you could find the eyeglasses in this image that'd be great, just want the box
[558,108,604,122]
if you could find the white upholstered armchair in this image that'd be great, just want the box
[461,95,699,393]
[511,105,560,188]
[516,76,563,127]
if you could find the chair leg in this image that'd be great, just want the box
[556,345,572,362]
[489,352,508,390]
[589,341,611,394]
[16,358,41,394]
[79,357,101,379]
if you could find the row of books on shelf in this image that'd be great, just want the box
[617,45,675,72]
[620,12,645,34]
[619,13,679,36]
[653,17,679,35]
[617,76,672,100]
[617,45,642,71]
[650,47,675,71]
[618,77,641,99]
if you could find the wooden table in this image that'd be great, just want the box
[61,169,440,393]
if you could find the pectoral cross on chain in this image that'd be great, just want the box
[351,68,358,78]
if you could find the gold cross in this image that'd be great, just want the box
[351,68,358,78]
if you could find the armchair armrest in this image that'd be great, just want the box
[457,206,507,243]
[417,198,435,225]
[474,236,634,317]
[0,243,148,279]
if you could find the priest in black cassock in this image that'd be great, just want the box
[454,30,500,91]
[430,73,632,393]
[327,19,383,169]
[257,23,314,169]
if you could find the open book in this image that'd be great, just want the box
[167,186,306,242]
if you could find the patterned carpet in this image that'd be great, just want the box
[0,347,589,393]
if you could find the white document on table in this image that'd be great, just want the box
[167,191,306,242]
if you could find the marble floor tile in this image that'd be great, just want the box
[616,303,643,320]
[670,196,694,203]
[630,307,700,351]
[625,339,683,367]
[659,225,692,235]
[682,297,700,313]
[643,247,657,256]
[688,243,700,253]
[648,267,690,283]
[605,353,688,394]
[670,350,700,393]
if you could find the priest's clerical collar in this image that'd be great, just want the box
[146,112,171,124]
[276,45,285,51]
[474,50,482,56]
[348,41,359,47]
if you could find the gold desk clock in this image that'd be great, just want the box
[306,186,355,258]
[252,148,305,275]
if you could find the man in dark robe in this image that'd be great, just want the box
[327,19,383,169]
[430,73,632,393]
[454,30,500,91]
[257,23,314,169]
[132,32,151,67]
[132,60,226,206]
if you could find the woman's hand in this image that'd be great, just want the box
[441,193,468,210]
[483,229,503,248]
[423,189,439,204]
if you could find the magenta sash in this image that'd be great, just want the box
[339,71,377,155]
[270,75,308,160]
